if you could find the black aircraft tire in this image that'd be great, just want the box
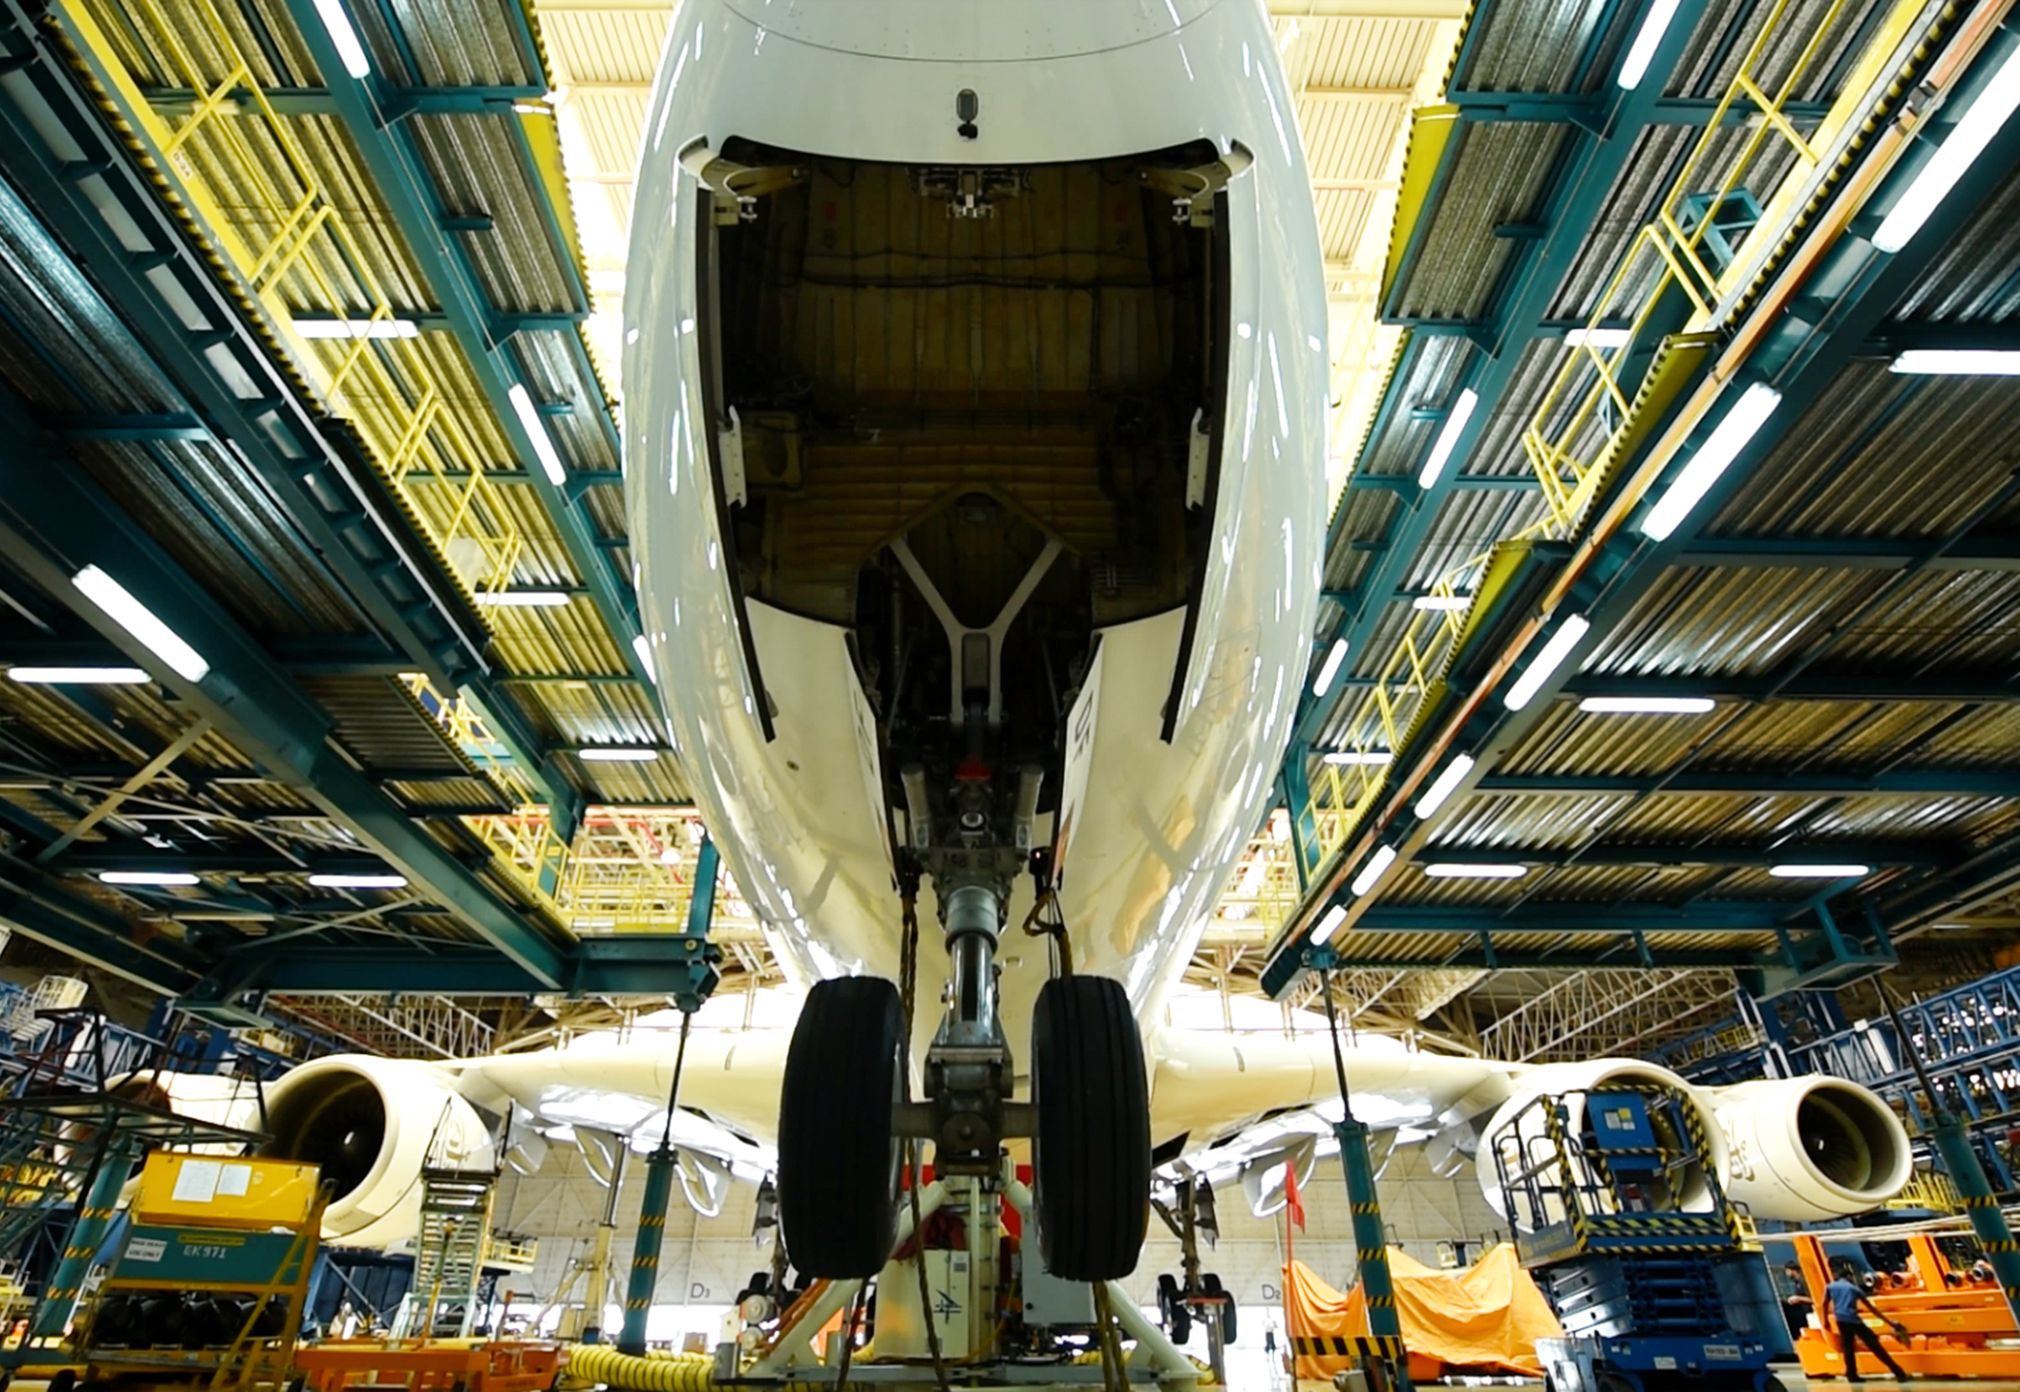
[1031,974,1151,1280]
[778,977,904,1277]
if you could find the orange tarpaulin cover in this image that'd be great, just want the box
[1284,1246,1563,1380]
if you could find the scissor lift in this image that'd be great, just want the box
[1494,1087,1787,1392]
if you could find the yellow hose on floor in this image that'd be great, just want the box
[566,1344,717,1392]
[564,1344,825,1392]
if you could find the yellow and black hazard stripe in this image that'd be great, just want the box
[1291,1334,1406,1361]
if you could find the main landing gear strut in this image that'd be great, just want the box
[776,862,1150,1283]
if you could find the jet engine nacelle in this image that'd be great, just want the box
[259,1056,495,1249]
[1706,1076,1911,1222]
[1478,1058,1727,1226]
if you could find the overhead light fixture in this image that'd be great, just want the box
[632,633,658,684]
[72,565,211,683]
[1417,388,1478,489]
[1414,753,1476,819]
[508,382,568,486]
[310,0,373,79]
[1639,382,1782,540]
[1563,327,1633,350]
[1311,637,1349,697]
[98,870,200,887]
[578,747,660,762]
[1504,614,1591,711]
[1889,349,2020,376]
[1412,594,1470,612]
[1350,844,1398,897]
[1578,695,1717,714]
[1616,0,1682,90]
[1769,863,1870,879]
[1423,862,1528,879]
[1872,43,2020,253]
[7,666,150,685]
[472,590,573,608]
[1310,903,1348,945]
[1322,750,1392,766]
[293,317,417,340]
[308,873,410,889]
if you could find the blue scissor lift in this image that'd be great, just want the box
[1494,1087,1788,1392]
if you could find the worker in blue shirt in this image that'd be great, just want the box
[1825,1261,1908,1382]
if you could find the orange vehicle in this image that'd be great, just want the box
[1788,1233,2020,1380]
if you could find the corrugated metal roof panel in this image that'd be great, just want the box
[1393,123,1572,321]
[1457,0,1612,94]
[1714,367,2020,540]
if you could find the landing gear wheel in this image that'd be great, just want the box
[779,976,904,1277]
[1157,1274,1191,1345]
[1031,974,1151,1281]
[1202,1273,1236,1342]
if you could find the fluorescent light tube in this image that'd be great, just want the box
[98,870,200,887]
[310,0,374,79]
[1322,751,1392,766]
[1423,863,1528,879]
[1418,388,1477,489]
[508,382,568,486]
[473,590,573,608]
[1640,383,1782,540]
[8,667,150,684]
[308,873,410,889]
[1412,594,1470,612]
[72,565,211,683]
[1311,903,1348,945]
[1563,327,1633,349]
[1414,753,1475,819]
[293,317,416,340]
[1616,0,1681,91]
[578,747,660,762]
[1312,638,1349,697]
[1504,614,1591,711]
[1872,43,2020,253]
[1890,349,2020,376]
[1350,844,1398,897]
[632,633,657,684]
[1769,863,1870,879]
[1578,696,1716,714]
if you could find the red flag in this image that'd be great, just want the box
[1283,1159,1307,1232]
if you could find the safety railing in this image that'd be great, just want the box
[1519,0,1924,535]
[57,0,526,597]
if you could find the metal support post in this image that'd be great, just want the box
[30,1140,132,1340]
[580,1144,627,1343]
[1881,982,2020,1327]
[617,1143,678,1356]
[1319,969,1411,1392]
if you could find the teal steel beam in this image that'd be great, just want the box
[1472,769,2020,798]
[0,863,202,995]
[1557,673,2020,703]
[0,397,573,989]
[1673,535,2020,570]
[139,84,544,115]
[275,0,652,689]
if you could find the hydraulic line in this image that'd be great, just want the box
[618,1010,695,1357]
[1319,972,1412,1392]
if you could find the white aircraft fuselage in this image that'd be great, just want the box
[621,0,1327,1056]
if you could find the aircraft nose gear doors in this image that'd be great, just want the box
[777,886,1151,1281]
